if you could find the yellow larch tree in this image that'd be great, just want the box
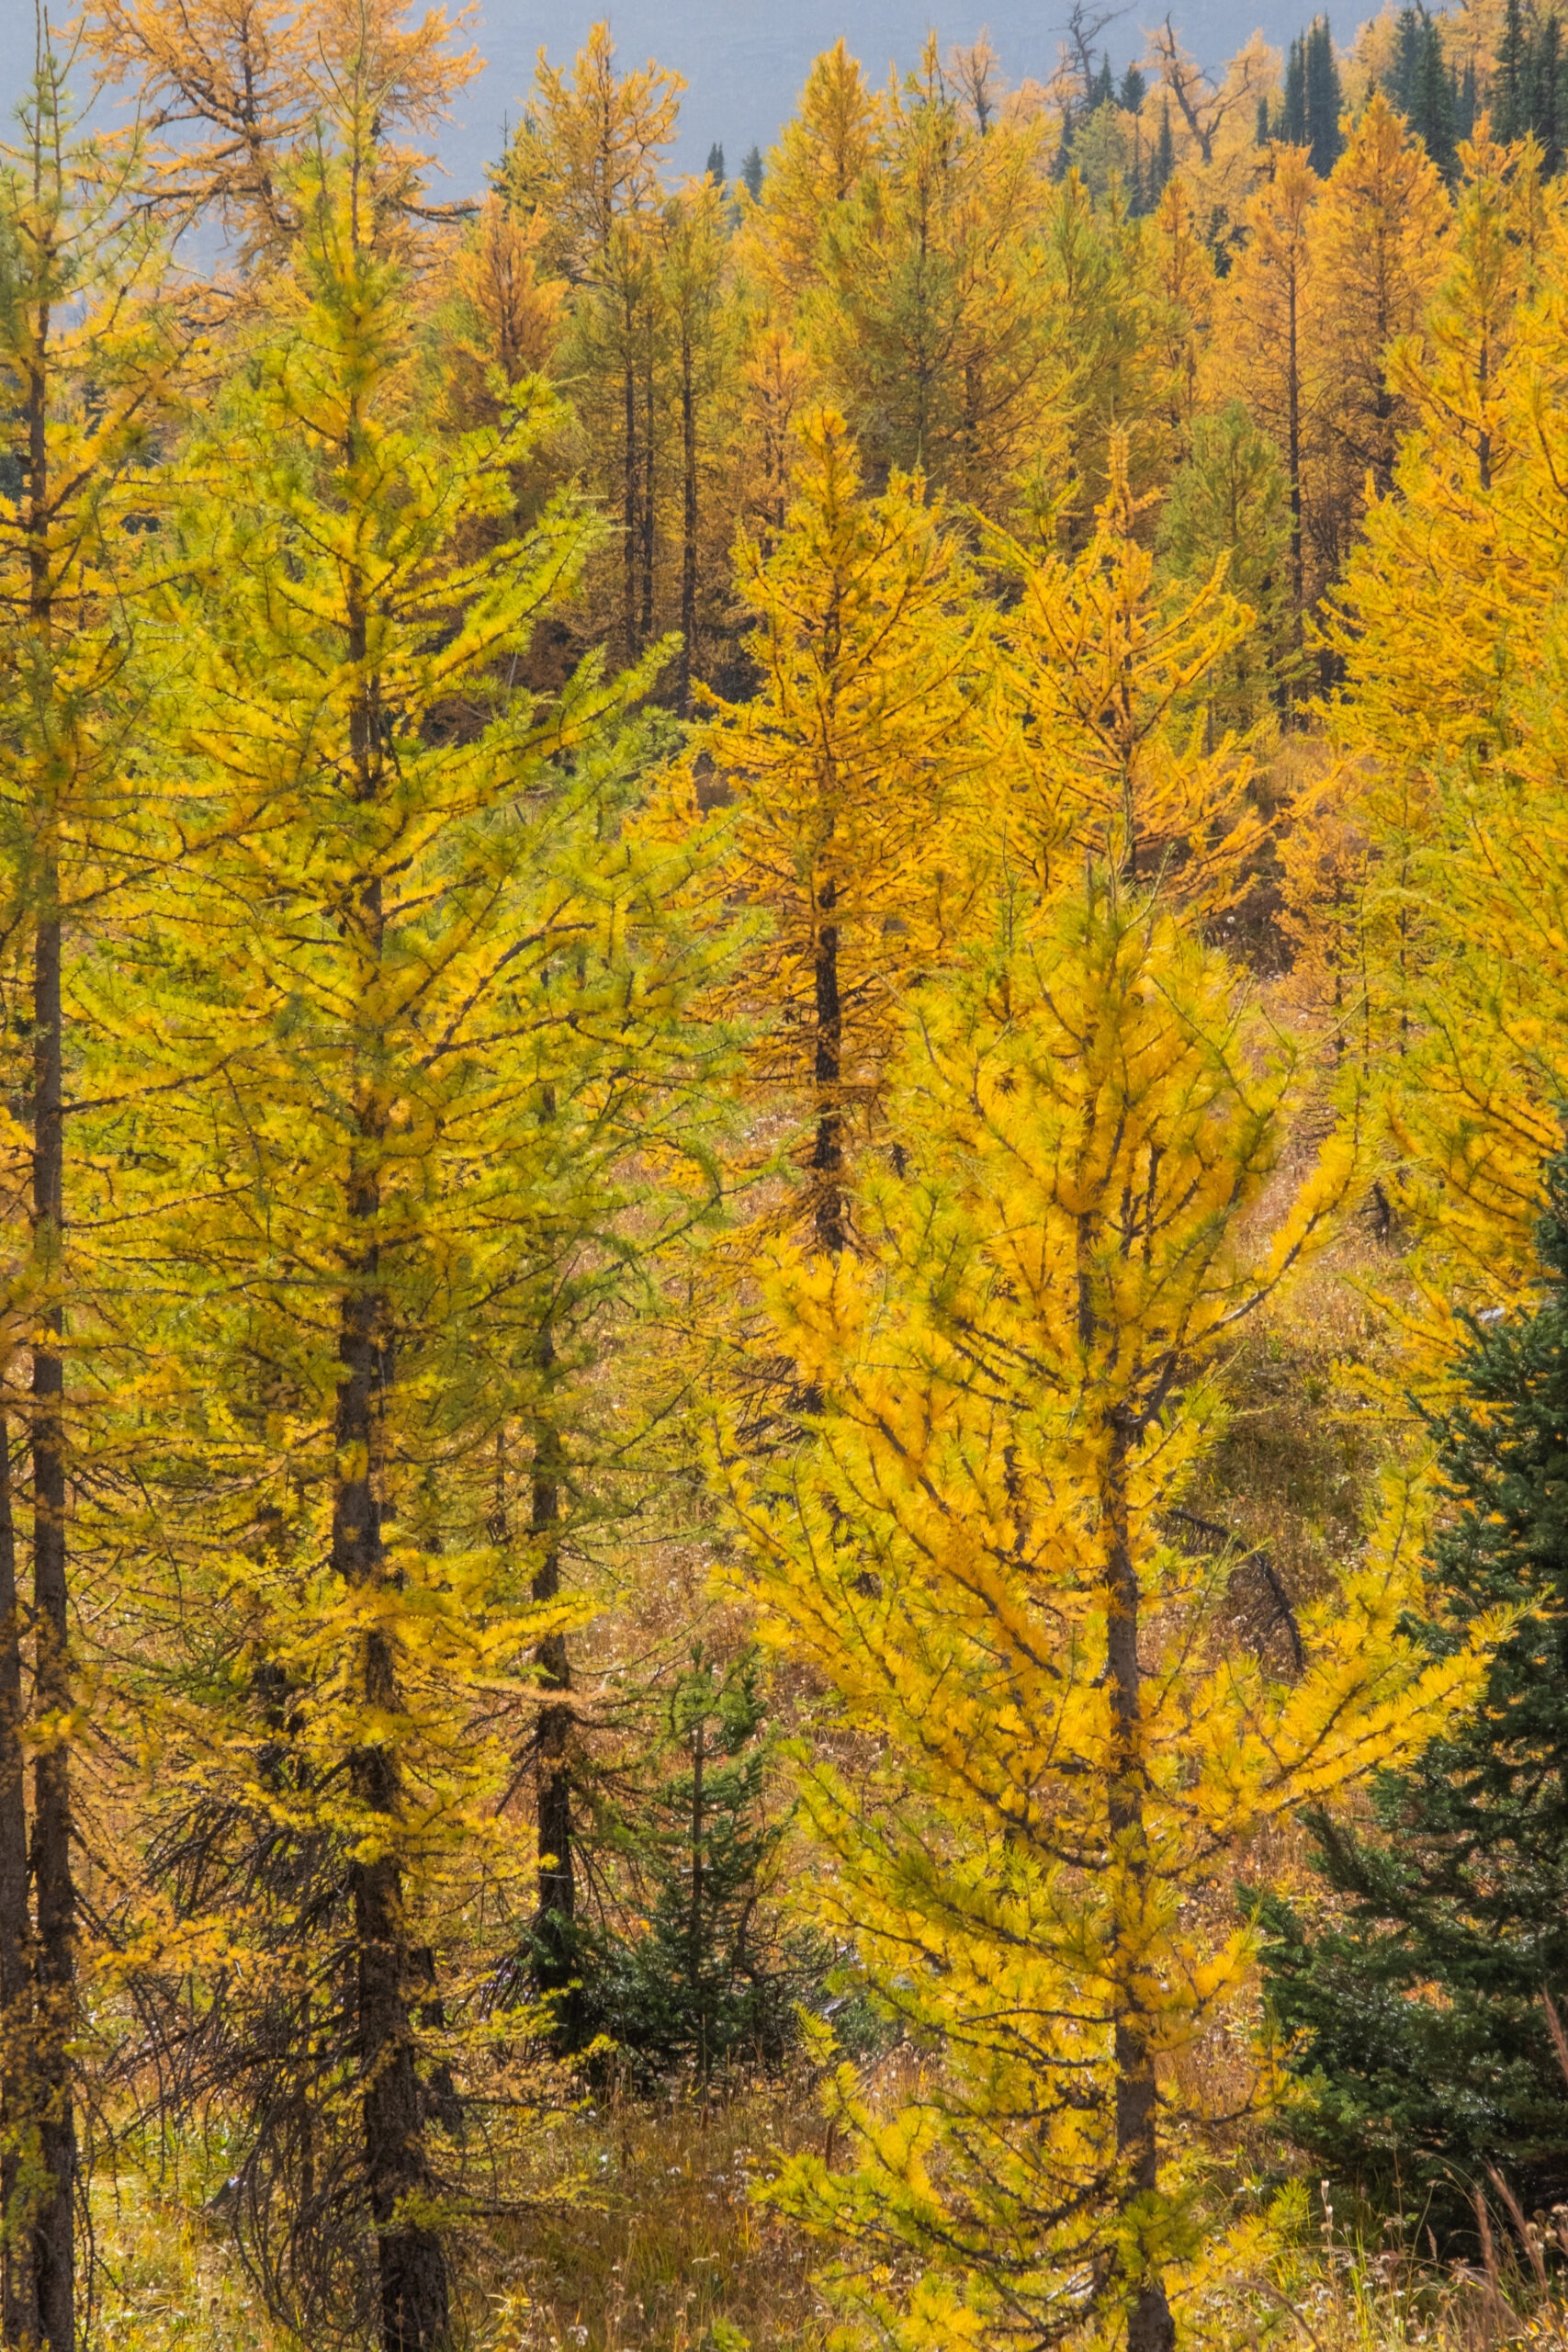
[737,38,884,302]
[1217,145,1322,631]
[662,408,987,1255]
[1286,165,1568,1323]
[81,0,479,267]
[1310,94,1450,548]
[0,37,189,2346]
[985,434,1266,912]
[717,889,1490,2352]
[805,39,1055,513]
[114,122,718,2351]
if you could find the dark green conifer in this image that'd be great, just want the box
[1414,16,1458,176]
[1149,96,1174,197]
[739,142,764,199]
[1283,36,1308,141]
[705,141,726,184]
[1261,1148,1568,2245]
[1305,16,1344,171]
[1495,0,1527,142]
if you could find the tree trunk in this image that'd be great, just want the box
[678,326,698,719]
[530,1394,574,2011]
[30,907,74,2352]
[334,1185,449,2352]
[810,877,848,1258]
[340,590,447,2348]
[0,1413,38,2351]
[622,328,638,666]
[1105,1416,1175,2352]
[640,343,656,651]
[1287,265,1303,653]
[28,305,75,2343]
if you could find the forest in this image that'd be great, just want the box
[6,0,1568,2346]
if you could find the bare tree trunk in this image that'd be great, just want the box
[622,337,638,667]
[530,1388,574,2011]
[678,326,698,719]
[1287,263,1303,682]
[1105,1417,1175,2352]
[810,877,848,1259]
[0,1411,39,2350]
[639,344,656,651]
[334,1187,448,2352]
[28,303,75,2350]
[339,601,447,2349]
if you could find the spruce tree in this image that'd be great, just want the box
[1284,36,1308,142]
[740,142,763,198]
[1262,1148,1568,2244]
[1495,0,1527,142]
[1305,17,1344,174]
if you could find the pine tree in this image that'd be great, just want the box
[719,888,1483,2352]
[706,141,726,184]
[1151,96,1177,198]
[1284,36,1309,143]
[126,127,716,2350]
[739,142,764,198]
[1495,0,1528,142]
[1262,1148,1568,2244]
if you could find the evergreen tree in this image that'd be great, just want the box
[1262,1149,1568,2245]
[1150,96,1176,198]
[564,1652,819,2083]
[740,141,764,198]
[1284,34,1309,142]
[1413,15,1458,178]
[1305,17,1344,174]
[1389,7,1422,114]
[1090,48,1116,109]
[705,139,725,182]
[1120,62,1147,110]
[1495,0,1528,141]
[1535,13,1563,175]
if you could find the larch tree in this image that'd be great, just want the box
[1281,130,1568,1291]
[1219,144,1322,633]
[985,435,1267,911]
[1311,94,1450,543]
[738,38,884,302]
[807,40,1055,513]
[658,408,987,1258]
[120,123,717,2351]
[0,40,186,2349]
[80,0,479,267]
[718,888,1490,2352]
[507,24,684,667]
